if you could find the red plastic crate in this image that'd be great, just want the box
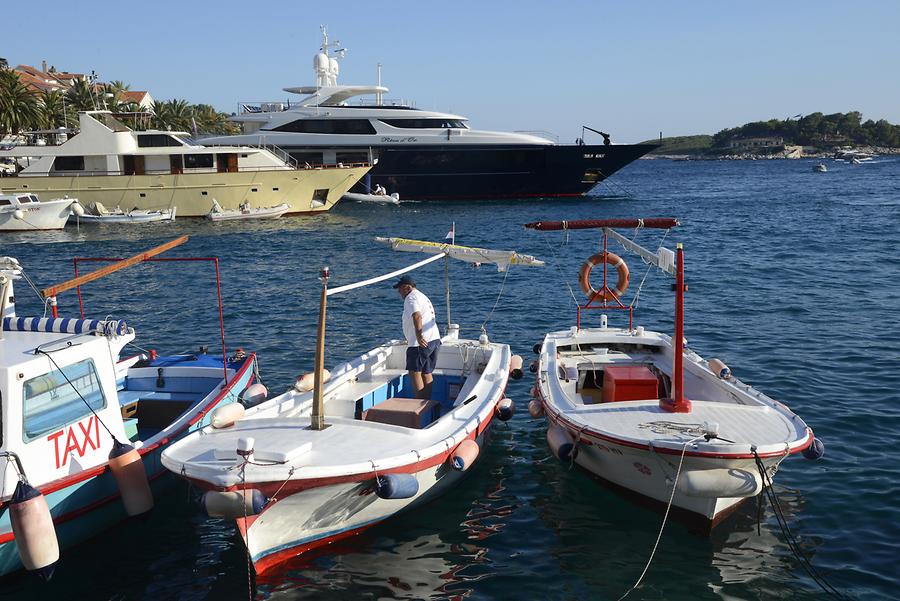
[602,366,659,403]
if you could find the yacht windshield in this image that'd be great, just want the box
[380,119,468,129]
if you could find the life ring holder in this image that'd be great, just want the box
[578,252,630,302]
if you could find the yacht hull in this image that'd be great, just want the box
[1,167,369,217]
[290,143,656,200]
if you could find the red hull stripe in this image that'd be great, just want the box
[536,384,813,459]
[252,521,380,575]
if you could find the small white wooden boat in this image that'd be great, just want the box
[0,240,260,578]
[0,193,79,231]
[71,201,176,224]
[525,218,822,529]
[162,235,542,574]
[206,199,290,221]
[343,191,400,204]
[813,163,827,172]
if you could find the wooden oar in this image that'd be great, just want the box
[41,236,189,300]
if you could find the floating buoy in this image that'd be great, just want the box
[528,399,544,418]
[9,480,59,581]
[211,402,245,429]
[201,489,268,519]
[547,425,578,462]
[70,202,85,216]
[293,369,331,392]
[533,342,542,355]
[450,439,480,471]
[802,436,825,460]
[496,398,515,421]
[509,355,524,380]
[240,383,268,407]
[708,358,732,379]
[529,360,539,373]
[13,209,25,220]
[375,473,419,499]
[108,441,154,516]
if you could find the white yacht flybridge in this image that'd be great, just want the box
[202,27,657,200]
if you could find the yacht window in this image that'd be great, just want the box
[312,189,329,201]
[138,134,184,148]
[16,196,32,203]
[272,119,376,135]
[29,195,40,203]
[0,198,11,206]
[53,156,85,171]
[336,152,369,164]
[23,358,107,441]
[380,119,468,129]
[184,154,214,169]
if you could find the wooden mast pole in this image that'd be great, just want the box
[311,266,330,430]
[41,236,189,299]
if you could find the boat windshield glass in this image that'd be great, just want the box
[22,358,107,441]
[97,113,132,133]
[380,118,468,129]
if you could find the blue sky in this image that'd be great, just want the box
[5,1,899,142]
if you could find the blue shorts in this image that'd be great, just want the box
[406,340,441,374]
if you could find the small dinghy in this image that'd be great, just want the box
[525,218,822,529]
[162,234,543,574]
[206,199,290,221]
[71,201,176,224]
[813,163,827,172]
[342,191,401,204]
[0,193,80,231]
[0,238,259,578]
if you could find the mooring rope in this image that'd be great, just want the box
[616,435,703,600]
[751,449,849,600]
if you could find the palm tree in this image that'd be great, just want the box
[191,103,239,135]
[0,69,41,135]
[66,78,97,112]
[151,98,192,131]
[39,89,69,129]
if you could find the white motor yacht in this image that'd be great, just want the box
[202,28,656,200]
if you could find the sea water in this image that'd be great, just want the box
[2,157,898,600]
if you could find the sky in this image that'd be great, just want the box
[4,1,900,143]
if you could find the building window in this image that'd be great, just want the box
[184,154,214,169]
[271,119,376,135]
[23,358,107,441]
[312,189,329,201]
[53,156,85,171]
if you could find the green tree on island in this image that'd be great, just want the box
[0,69,40,134]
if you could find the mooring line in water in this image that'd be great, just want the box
[616,435,703,601]
[752,449,849,600]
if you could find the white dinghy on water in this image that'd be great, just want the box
[162,235,542,574]
[70,201,176,224]
[342,191,401,205]
[525,218,823,530]
[206,199,290,221]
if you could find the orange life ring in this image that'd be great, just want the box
[578,252,629,301]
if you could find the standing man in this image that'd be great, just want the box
[393,275,441,399]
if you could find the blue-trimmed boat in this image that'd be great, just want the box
[0,247,260,579]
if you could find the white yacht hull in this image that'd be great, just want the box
[3,167,367,217]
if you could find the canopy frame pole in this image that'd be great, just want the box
[661,243,691,413]
[444,256,451,334]
[311,266,330,430]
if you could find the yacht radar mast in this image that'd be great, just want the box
[316,25,346,87]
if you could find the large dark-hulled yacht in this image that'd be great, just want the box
[203,29,656,200]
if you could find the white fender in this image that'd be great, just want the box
[294,369,331,392]
[9,481,59,579]
[528,399,544,418]
[211,402,245,429]
[108,442,154,516]
[677,469,762,498]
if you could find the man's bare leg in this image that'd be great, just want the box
[422,372,434,400]
[409,370,425,398]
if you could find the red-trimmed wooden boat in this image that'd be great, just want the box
[162,235,541,573]
[526,218,823,528]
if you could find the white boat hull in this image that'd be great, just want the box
[0,197,74,231]
[207,203,290,221]
[70,208,176,224]
[342,192,400,204]
[241,426,490,572]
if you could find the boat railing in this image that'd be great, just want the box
[237,98,417,114]
[253,142,298,168]
[9,162,370,178]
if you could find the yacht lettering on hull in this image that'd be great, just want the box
[381,137,419,143]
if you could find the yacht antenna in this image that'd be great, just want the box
[376,63,383,105]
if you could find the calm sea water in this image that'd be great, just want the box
[3,157,899,600]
